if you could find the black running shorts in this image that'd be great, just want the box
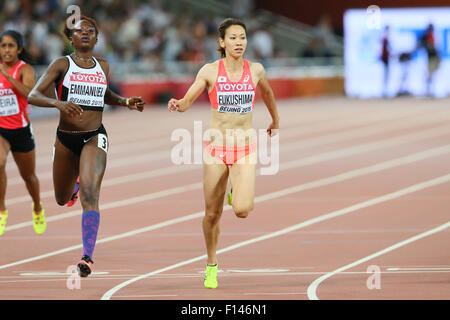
[56,124,108,157]
[0,124,35,153]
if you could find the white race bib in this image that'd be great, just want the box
[67,72,107,108]
[97,134,108,153]
[0,93,19,116]
[216,91,254,114]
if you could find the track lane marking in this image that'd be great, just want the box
[2,144,450,270]
[101,173,450,299]
[307,221,450,300]
[6,123,450,230]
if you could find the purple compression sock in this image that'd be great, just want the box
[81,210,100,258]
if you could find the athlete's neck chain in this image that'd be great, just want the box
[71,53,94,66]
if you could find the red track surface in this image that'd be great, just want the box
[0,97,449,300]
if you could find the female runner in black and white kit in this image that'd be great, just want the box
[28,16,145,277]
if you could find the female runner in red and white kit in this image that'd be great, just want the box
[0,30,46,236]
[168,18,280,288]
[28,16,145,277]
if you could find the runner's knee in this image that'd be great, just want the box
[79,185,99,208]
[55,179,77,206]
[235,210,249,218]
[233,202,253,218]
[55,193,70,206]
[204,209,222,225]
[21,173,38,185]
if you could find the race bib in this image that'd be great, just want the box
[217,91,254,114]
[0,91,20,116]
[67,72,107,108]
[97,134,108,153]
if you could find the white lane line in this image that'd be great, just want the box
[2,270,450,283]
[23,101,321,159]
[5,108,330,174]
[5,165,197,206]
[383,265,450,267]
[226,268,290,273]
[307,221,450,300]
[7,112,450,194]
[5,107,449,185]
[19,102,430,164]
[110,295,173,298]
[101,174,450,300]
[113,293,307,298]
[19,271,110,276]
[5,105,449,212]
[4,120,318,184]
[5,182,203,231]
[6,102,441,178]
[6,119,450,230]
[386,267,450,271]
[2,144,450,270]
[244,292,306,295]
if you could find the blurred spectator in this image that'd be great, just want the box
[301,38,323,58]
[116,11,142,49]
[397,52,412,97]
[43,27,64,63]
[27,40,46,65]
[418,23,440,96]
[92,29,107,57]
[315,14,334,48]
[251,23,274,63]
[380,25,390,97]
[162,21,186,62]
[230,0,254,19]
[300,13,335,60]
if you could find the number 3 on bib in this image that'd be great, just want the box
[97,134,108,153]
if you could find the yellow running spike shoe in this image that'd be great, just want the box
[0,210,8,236]
[32,202,46,235]
[204,264,218,289]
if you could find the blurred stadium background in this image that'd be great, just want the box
[1,0,450,117]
